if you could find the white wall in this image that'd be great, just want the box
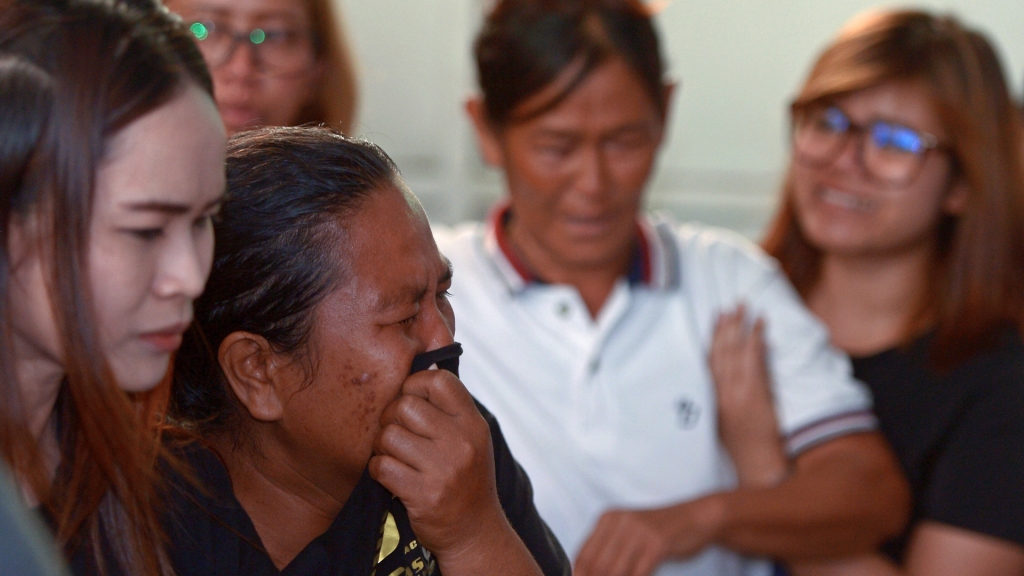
[338,0,1024,238]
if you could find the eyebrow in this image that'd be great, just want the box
[373,258,455,314]
[122,195,225,215]
[439,257,454,285]
[531,122,652,140]
[189,6,305,23]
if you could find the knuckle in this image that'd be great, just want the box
[379,423,404,448]
[394,394,420,416]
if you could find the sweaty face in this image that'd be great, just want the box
[791,79,961,258]
[9,84,226,393]
[273,185,455,485]
[481,57,666,274]
[167,0,320,134]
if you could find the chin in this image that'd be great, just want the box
[110,355,172,393]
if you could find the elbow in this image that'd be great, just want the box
[798,432,912,554]
[844,434,912,547]
[867,451,912,542]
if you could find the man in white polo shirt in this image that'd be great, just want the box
[433,1,910,575]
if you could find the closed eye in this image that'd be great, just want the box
[124,228,163,241]
[192,213,216,230]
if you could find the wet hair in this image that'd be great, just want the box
[170,126,400,441]
[762,10,1024,368]
[0,1,212,574]
[474,0,666,126]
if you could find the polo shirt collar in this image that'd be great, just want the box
[482,202,678,294]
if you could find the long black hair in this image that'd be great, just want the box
[171,127,401,444]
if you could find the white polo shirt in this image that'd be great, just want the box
[433,207,876,576]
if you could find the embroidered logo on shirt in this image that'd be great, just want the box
[675,397,701,429]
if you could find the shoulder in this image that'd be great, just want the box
[161,439,273,575]
[164,439,232,496]
[650,215,781,296]
[655,216,776,270]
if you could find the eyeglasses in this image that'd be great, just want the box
[188,20,316,76]
[791,103,946,186]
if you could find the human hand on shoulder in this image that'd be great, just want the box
[368,369,542,575]
[709,304,790,487]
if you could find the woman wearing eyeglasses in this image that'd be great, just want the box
[165,0,357,135]
[712,9,1024,576]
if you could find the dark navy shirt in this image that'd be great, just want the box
[164,401,571,576]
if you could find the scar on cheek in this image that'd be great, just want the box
[350,372,373,386]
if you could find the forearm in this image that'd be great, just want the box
[683,434,909,561]
[791,555,904,576]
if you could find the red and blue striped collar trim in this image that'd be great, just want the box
[482,202,672,293]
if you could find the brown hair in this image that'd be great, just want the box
[294,0,358,133]
[762,10,1024,367]
[0,1,213,574]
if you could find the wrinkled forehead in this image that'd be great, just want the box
[339,183,442,287]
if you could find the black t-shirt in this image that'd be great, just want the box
[164,401,571,576]
[853,329,1024,560]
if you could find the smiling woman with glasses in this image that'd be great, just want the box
[709,8,1024,576]
[791,103,945,186]
[166,0,358,135]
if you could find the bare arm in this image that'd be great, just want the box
[573,309,910,576]
[573,434,908,576]
[795,522,1024,576]
[709,311,1024,576]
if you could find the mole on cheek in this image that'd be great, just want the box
[350,372,373,386]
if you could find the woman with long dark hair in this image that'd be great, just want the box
[712,9,1024,575]
[0,1,226,574]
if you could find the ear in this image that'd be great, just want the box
[656,80,677,142]
[661,80,677,120]
[465,96,506,168]
[942,176,969,215]
[218,331,289,423]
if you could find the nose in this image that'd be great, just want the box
[153,234,210,301]
[418,297,456,352]
[574,145,610,199]
[217,39,259,82]
[830,132,868,177]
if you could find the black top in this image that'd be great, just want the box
[164,401,571,576]
[853,329,1024,560]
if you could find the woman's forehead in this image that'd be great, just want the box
[835,80,944,136]
[176,0,310,23]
